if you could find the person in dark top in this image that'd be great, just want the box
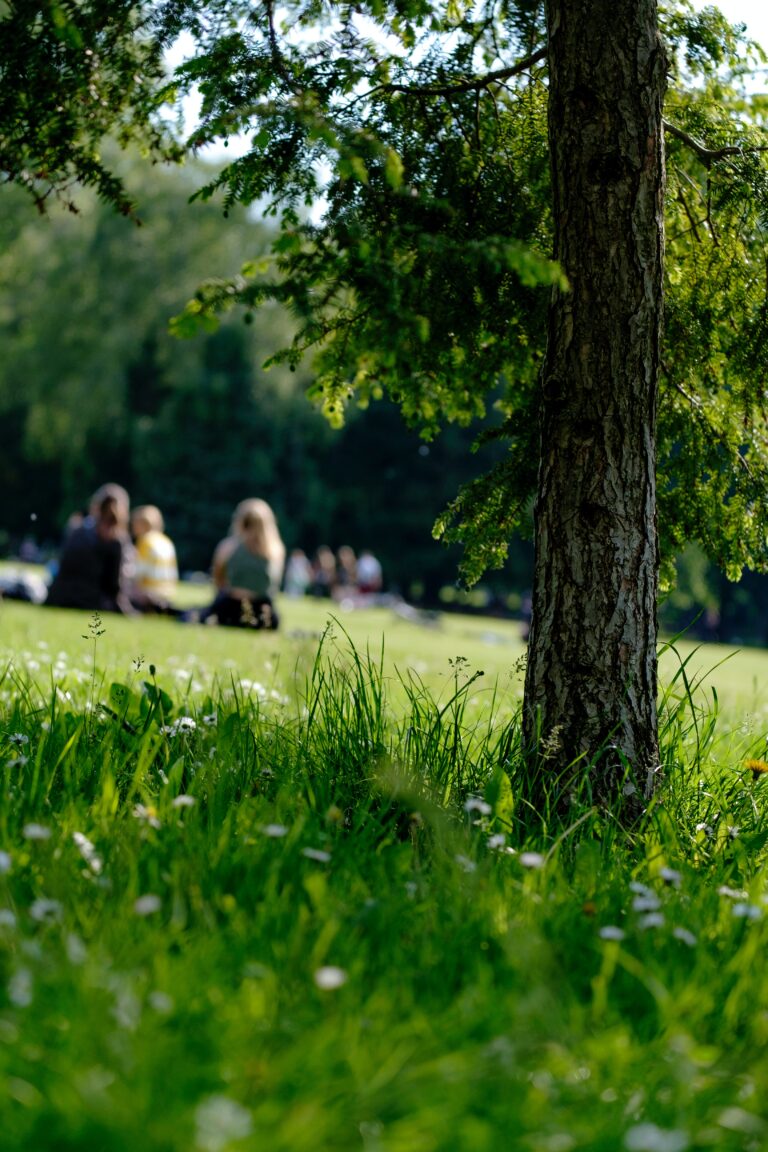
[46,488,134,614]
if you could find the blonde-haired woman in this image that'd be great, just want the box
[201,498,285,629]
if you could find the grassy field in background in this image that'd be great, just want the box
[3,586,768,711]
[4,589,768,1148]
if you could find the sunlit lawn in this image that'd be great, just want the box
[3,587,768,1149]
[3,581,768,712]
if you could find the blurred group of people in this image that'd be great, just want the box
[15,482,383,632]
[283,545,383,601]
[44,484,285,630]
[47,485,178,616]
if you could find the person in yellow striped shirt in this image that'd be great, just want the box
[130,504,179,612]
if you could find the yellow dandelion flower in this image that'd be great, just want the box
[745,759,768,780]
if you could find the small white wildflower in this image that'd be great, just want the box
[632,894,661,913]
[22,823,51,841]
[29,898,63,922]
[638,912,665,930]
[162,716,197,737]
[732,902,762,920]
[134,894,162,916]
[195,1095,252,1152]
[695,822,713,836]
[404,881,418,899]
[301,847,332,863]
[659,867,681,888]
[487,833,506,849]
[260,823,288,838]
[599,926,625,941]
[171,794,196,809]
[72,831,102,874]
[728,826,740,839]
[718,885,748,900]
[624,1123,689,1152]
[672,926,697,947]
[0,909,16,928]
[201,714,217,727]
[7,733,29,747]
[718,1106,764,1134]
[519,852,545,869]
[7,756,29,769]
[464,796,492,816]
[8,967,33,1007]
[0,852,11,874]
[133,804,161,830]
[66,934,87,965]
[240,680,267,700]
[111,986,141,1032]
[149,990,174,1014]
[313,965,348,990]
[455,854,477,873]
[629,881,653,896]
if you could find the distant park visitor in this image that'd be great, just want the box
[356,550,383,595]
[310,545,337,598]
[199,498,285,629]
[46,483,134,614]
[130,504,179,613]
[283,548,313,597]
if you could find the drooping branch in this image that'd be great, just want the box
[379,45,547,98]
[265,0,298,94]
[663,118,768,166]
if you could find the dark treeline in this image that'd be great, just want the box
[0,154,532,606]
[1,153,765,636]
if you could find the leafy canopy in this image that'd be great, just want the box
[160,2,768,586]
[0,0,181,215]
[8,1,768,588]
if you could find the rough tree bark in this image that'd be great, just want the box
[523,0,667,808]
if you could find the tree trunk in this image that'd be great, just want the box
[523,0,667,809]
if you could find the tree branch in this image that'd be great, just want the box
[265,0,298,94]
[663,118,768,166]
[381,45,547,98]
[675,183,702,243]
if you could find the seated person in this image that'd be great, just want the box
[200,498,285,629]
[283,548,313,598]
[130,504,179,613]
[46,486,134,614]
[357,549,383,594]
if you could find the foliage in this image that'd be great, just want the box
[160,1,768,590]
[0,0,180,215]
[659,5,768,587]
[0,159,538,595]
[0,163,316,563]
[2,608,768,1146]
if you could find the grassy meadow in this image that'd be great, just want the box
[3,593,768,1149]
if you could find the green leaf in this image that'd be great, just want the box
[383,148,404,190]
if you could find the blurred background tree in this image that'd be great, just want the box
[0,153,531,603]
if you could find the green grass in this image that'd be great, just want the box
[3,597,768,1149]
